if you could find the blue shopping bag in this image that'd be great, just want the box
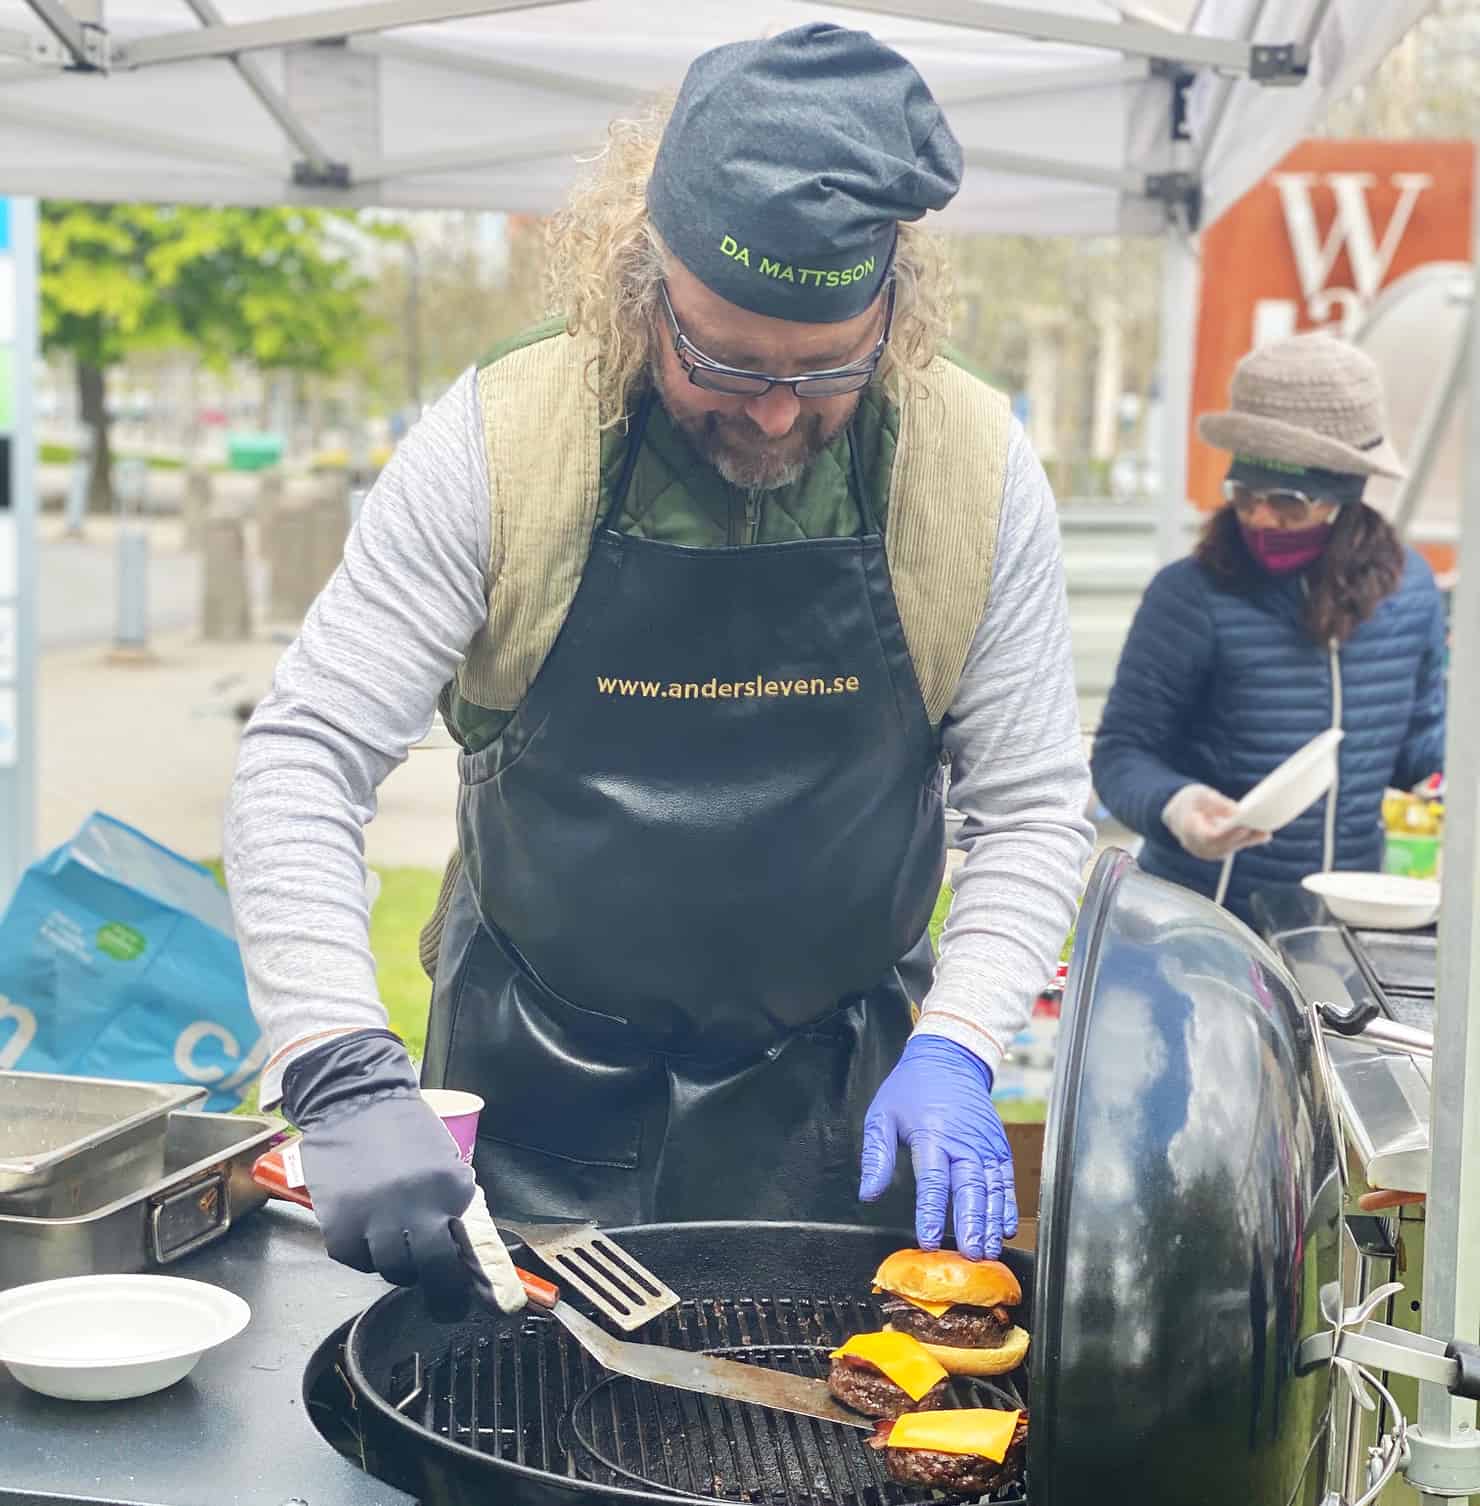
[0,812,262,1111]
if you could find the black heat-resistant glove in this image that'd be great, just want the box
[281,1029,477,1322]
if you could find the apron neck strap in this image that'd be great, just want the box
[602,387,658,530]
[847,422,880,537]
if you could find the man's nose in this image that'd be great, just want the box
[744,384,801,438]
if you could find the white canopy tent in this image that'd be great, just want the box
[4,3,1480,1498]
[0,0,1431,233]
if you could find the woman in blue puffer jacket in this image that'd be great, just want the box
[1092,332,1447,925]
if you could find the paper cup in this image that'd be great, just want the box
[420,1088,484,1164]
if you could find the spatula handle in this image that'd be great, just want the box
[518,1268,560,1308]
[251,1146,316,1208]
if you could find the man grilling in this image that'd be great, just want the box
[225,23,1090,1319]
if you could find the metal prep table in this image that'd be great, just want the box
[0,1201,416,1506]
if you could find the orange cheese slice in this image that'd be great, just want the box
[828,1331,948,1401]
[885,1408,1022,1460]
[895,1294,954,1317]
[870,1285,956,1317]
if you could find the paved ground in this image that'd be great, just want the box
[35,510,459,865]
[37,628,461,866]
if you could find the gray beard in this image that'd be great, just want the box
[714,455,805,492]
[659,394,847,493]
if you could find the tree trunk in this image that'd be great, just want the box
[77,361,114,514]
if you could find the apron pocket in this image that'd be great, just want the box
[444,919,654,1170]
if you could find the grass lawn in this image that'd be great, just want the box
[229,868,1048,1122]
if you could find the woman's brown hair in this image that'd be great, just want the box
[1194,500,1406,644]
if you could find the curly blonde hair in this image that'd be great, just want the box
[544,97,956,427]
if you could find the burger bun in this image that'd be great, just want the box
[884,1323,1031,1376]
[872,1249,1022,1310]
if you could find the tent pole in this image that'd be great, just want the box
[19,0,91,67]
[1156,228,1199,563]
[1193,0,1274,175]
[0,197,37,903]
[177,0,336,178]
[1389,294,1473,541]
[1411,140,1480,1501]
[118,0,581,69]
[812,0,1306,78]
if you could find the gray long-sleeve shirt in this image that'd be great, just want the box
[224,368,1092,1107]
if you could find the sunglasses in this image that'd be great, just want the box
[1222,479,1341,526]
[657,277,896,399]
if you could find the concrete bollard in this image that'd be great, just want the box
[266,503,314,624]
[307,484,348,596]
[181,467,212,552]
[255,468,284,539]
[201,512,252,642]
[114,525,150,650]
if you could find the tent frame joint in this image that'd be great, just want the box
[1144,170,1203,232]
[1249,41,1308,85]
[292,158,351,189]
[21,0,109,71]
[67,20,108,71]
[1149,59,1197,142]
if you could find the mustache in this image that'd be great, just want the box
[705,413,814,445]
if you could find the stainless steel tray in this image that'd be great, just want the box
[0,1070,207,1214]
[0,1109,281,1289]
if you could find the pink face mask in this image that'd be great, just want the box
[1239,519,1333,574]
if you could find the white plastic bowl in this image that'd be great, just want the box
[0,1274,250,1401]
[1233,728,1345,834]
[1301,871,1441,931]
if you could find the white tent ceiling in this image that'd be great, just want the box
[0,0,1434,235]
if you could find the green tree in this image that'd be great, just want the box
[40,202,373,511]
[356,212,545,416]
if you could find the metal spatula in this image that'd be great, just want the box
[499,1217,679,1331]
[514,1265,868,1429]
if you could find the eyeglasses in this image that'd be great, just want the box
[1222,479,1340,526]
[657,277,895,399]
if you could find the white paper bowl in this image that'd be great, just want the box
[1233,728,1345,834]
[0,1274,250,1401]
[1301,871,1441,931]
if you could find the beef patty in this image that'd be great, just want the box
[880,1299,1015,1348]
[875,1413,1029,1495]
[826,1358,950,1419]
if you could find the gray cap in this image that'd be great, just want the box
[647,23,962,323]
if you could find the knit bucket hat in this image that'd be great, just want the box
[1197,330,1406,480]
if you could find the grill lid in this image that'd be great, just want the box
[1031,850,1344,1506]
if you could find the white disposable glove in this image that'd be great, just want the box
[453,1181,529,1315]
[1161,784,1271,863]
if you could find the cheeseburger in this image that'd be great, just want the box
[868,1408,1028,1495]
[826,1331,950,1418]
[872,1249,1029,1375]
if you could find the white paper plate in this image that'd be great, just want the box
[1233,728,1345,834]
[1302,871,1441,931]
[0,1274,250,1401]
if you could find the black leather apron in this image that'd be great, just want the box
[424,396,945,1226]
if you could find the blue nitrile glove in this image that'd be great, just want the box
[281,1028,480,1322]
[858,1034,1018,1260]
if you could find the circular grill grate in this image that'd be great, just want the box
[378,1291,1029,1506]
[565,1343,1027,1506]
